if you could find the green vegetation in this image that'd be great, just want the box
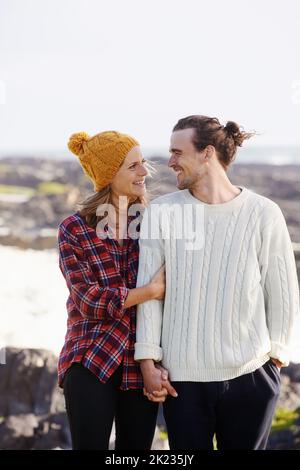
[159,429,168,441]
[159,429,218,449]
[0,184,35,196]
[271,407,300,433]
[0,163,10,172]
[0,182,68,196]
[37,182,68,195]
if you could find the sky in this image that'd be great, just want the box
[0,0,300,156]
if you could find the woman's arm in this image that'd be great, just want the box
[58,226,127,320]
[58,224,165,321]
[124,264,165,308]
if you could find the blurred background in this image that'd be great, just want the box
[0,0,300,450]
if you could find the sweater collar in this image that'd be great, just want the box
[182,186,250,213]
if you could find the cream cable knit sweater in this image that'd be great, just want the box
[134,186,300,381]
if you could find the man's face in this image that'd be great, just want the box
[168,128,208,190]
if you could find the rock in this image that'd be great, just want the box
[0,347,165,450]
[267,426,300,450]
[0,347,71,450]
[266,363,300,449]
[281,362,300,383]
[0,414,38,450]
[1,348,300,450]
[1,157,300,250]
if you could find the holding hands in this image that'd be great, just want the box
[140,264,177,402]
[140,360,178,403]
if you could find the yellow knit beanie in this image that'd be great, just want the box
[68,130,139,191]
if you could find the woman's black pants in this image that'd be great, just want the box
[63,362,158,450]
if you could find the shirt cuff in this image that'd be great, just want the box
[269,341,290,367]
[134,342,163,362]
[107,286,129,320]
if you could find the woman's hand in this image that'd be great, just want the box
[140,360,178,402]
[141,360,164,394]
[153,364,178,398]
[143,387,168,403]
[149,264,166,300]
[124,264,165,308]
[141,363,168,403]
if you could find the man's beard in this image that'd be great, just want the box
[177,176,197,190]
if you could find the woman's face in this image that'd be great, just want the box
[110,146,148,202]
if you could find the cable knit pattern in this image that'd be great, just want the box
[197,216,216,368]
[134,187,300,381]
[181,238,193,367]
[278,256,290,342]
[167,214,178,365]
[214,210,239,367]
[232,201,266,362]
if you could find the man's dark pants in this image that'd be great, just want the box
[163,359,281,450]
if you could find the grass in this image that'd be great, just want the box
[37,182,68,195]
[0,184,35,196]
[271,407,300,433]
[0,163,10,172]
[0,182,68,196]
[159,429,168,441]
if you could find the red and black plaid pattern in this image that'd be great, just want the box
[57,211,143,390]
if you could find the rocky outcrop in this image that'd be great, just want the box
[267,417,300,450]
[1,157,300,251]
[0,347,166,450]
[266,364,300,450]
[1,348,300,450]
[0,347,71,450]
[1,347,300,450]
[277,363,300,410]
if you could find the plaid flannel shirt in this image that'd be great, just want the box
[57,211,143,390]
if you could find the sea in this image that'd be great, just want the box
[1,145,300,165]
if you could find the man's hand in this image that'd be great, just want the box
[143,386,168,403]
[140,361,167,402]
[140,360,178,402]
[270,357,284,369]
[153,364,178,398]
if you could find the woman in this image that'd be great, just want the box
[57,130,167,450]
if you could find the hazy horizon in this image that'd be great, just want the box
[1,0,300,155]
[1,144,300,166]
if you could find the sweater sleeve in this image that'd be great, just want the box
[134,205,165,362]
[58,225,129,321]
[259,206,300,366]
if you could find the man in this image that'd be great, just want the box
[134,115,300,450]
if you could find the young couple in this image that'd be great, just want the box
[57,115,299,450]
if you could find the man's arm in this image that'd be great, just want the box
[134,204,165,362]
[260,205,300,367]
